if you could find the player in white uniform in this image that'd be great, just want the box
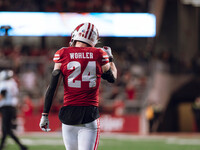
[0,70,27,150]
[39,22,117,150]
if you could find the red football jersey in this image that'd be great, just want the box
[53,47,109,107]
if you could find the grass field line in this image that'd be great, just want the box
[7,138,64,146]
[6,136,200,146]
[5,132,200,146]
[166,138,200,145]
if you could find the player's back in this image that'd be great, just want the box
[53,47,109,107]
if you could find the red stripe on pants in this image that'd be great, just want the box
[94,118,100,150]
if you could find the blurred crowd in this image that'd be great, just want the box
[0,0,150,12]
[0,37,151,116]
[0,36,198,117]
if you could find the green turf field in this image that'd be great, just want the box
[3,133,200,150]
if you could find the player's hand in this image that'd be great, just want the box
[102,46,113,58]
[39,114,51,132]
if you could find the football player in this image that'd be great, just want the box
[39,22,117,150]
[0,70,28,150]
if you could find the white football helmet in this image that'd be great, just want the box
[0,70,13,81]
[69,22,99,47]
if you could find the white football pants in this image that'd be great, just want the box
[62,118,100,150]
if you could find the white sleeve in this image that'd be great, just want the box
[10,79,19,97]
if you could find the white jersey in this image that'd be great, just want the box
[0,78,19,107]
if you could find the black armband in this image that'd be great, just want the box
[101,68,115,83]
[43,69,61,113]
[109,57,113,62]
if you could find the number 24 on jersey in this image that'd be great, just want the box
[67,61,96,88]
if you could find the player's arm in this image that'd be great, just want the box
[101,46,117,83]
[39,63,62,132]
[43,63,62,114]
